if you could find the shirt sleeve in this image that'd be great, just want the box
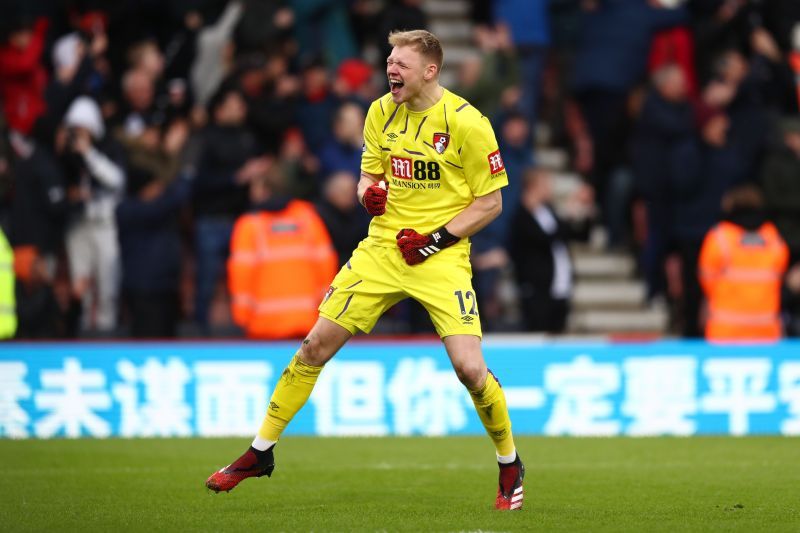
[360,99,385,176]
[459,115,508,197]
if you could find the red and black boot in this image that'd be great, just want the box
[206,446,275,493]
[495,454,524,510]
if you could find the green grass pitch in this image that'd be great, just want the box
[2,436,798,532]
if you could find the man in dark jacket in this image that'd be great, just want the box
[317,102,364,180]
[314,171,369,268]
[760,117,800,262]
[571,0,687,219]
[9,129,68,338]
[191,86,270,331]
[117,168,190,338]
[670,108,748,337]
[509,168,592,333]
[631,64,694,301]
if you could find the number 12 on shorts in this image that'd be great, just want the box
[454,290,478,316]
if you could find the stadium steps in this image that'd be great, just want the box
[568,306,669,333]
[422,0,471,18]
[423,0,473,87]
[572,252,636,280]
[539,148,669,335]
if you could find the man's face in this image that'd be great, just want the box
[125,73,154,111]
[660,70,687,102]
[217,92,247,126]
[334,104,365,144]
[784,131,800,157]
[386,46,433,104]
[703,114,729,148]
[502,117,529,147]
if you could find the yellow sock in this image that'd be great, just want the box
[469,370,516,457]
[257,353,324,442]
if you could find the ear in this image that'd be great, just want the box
[424,63,438,81]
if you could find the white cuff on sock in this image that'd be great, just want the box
[251,435,276,451]
[497,450,517,464]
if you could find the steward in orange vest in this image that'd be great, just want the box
[699,185,789,342]
[228,171,338,339]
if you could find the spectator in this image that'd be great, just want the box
[455,25,519,121]
[228,166,337,339]
[278,127,320,200]
[670,107,747,337]
[46,26,110,122]
[631,64,694,301]
[190,1,244,108]
[315,171,369,267]
[295,59,340,152]
[161,7,203,87]
[570,0,686,236]
[376,0,427,63]
[8,126,68,338]
[785,262,800,336]
[60,96,126,333]
[191,86,269,331]
[291,0,358,69]
[648,15,699,99]
[117,68,158,138]
[509,168,592,333]
[471,112,531,330]
[318,102,365,179]
[117,168,191,338]
[115,116,189,187]
[242,52,300,153]
[492,0,550,127]
[699,184,788,342]
[761,117,800,262]
[791,26,800,111]
[332,58,377,107]
[0,16,49,135]
[127,39,165,82]
[234,0,294,56]
[761,0,800,54]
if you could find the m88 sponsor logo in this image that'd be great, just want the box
[391,156,441,189]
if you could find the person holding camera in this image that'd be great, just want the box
[60,96,126,334]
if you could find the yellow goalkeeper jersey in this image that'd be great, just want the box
[360,88,508,250]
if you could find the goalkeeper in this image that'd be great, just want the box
[207,29,524,511]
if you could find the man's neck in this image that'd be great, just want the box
[406,83,443,112]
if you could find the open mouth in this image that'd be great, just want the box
[389,79,404,94]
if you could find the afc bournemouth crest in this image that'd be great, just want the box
[433,132,450,154]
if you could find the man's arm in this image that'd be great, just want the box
[356,171,382,206]
[396,189,503,266]
[442,189,502,238]
[358,171,390,215]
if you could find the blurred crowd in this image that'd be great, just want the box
[0,0,798,340]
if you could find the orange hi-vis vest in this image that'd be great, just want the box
[699,220,788,342]
[228,200,338,339]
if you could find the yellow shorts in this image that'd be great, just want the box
[319,240,481,338]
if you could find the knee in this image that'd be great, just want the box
[298,335,328,367]
[453,360,486,390]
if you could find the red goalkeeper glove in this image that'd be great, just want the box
[362,181,388,216]
[396,227,460,265]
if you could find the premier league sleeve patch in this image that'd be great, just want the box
[433,133,450,154]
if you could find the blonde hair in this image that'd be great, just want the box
[388,30,443,70]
